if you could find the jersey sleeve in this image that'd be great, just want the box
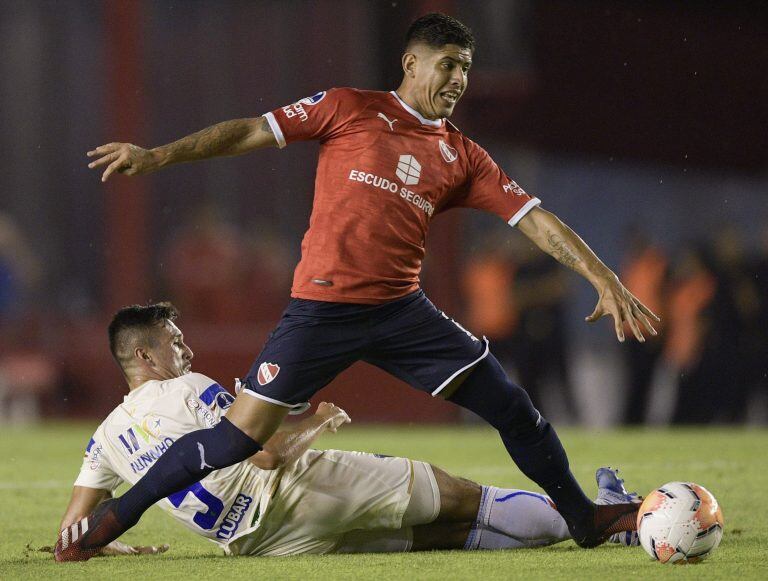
[178,372,236,429]
[264,87,368,148]
[454,139,541,226]
[73,429,123,491]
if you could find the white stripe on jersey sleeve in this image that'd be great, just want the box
[507,197,541,227]
[264,112,286,148]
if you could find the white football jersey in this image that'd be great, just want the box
[75,373,279,547]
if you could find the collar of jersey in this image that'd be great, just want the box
[390,91,444,128]
[124,379,158,401]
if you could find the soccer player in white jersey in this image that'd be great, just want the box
[66,13,659,560]
[58,303,638,557]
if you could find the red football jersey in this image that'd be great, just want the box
[265,88,541,304]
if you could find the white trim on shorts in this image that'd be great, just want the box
[415,461,441,524]
[241,388,311,415]
[430,337,490,397]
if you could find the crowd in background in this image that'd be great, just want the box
[460,222,768,426]
[1,1,764,426]
[1,206,767,426]
[0,211,58,423]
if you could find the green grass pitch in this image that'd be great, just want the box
[1,423,766,579]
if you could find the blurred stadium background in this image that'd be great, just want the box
[0,0,766,429]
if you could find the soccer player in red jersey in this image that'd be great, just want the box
[63,14,658,561]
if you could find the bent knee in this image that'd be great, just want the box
[448,356,541,432]
[430,465,481,522]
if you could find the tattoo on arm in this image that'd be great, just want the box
[546,230,582,269]
[162,119,260,162]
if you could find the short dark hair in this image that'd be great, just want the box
[108,302,179,370]
[405,13,475,53]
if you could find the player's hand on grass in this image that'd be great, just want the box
[316,402,351,433]
[87,143,162,182]
[585,274,660,342]
[37,540,169,558]
[98,540,170,556]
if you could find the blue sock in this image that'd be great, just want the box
[449,354,592,525]
[116,417,262,526]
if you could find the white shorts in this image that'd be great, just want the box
[225,449,440,556]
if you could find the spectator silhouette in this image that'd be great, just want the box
[0,212,41,320]
[667,245,719,424]
[462,236,578,421]
[0,212,56,423]
[161,203,249,324]
[711,225,762,422]
[748,225,768,422]
[619,227,668,424]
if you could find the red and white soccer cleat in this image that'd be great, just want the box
[55,517,100,562]
[569,501,640,549]
[54,498,126,562]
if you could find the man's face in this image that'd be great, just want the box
[407,43,472,119]
[148,320,193,379]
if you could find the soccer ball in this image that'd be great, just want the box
[637,482,724,564]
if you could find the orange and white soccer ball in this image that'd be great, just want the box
[637,482,724,564]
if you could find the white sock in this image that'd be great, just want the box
[465,486,570,550]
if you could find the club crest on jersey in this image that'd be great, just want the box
[299,91,327,106]
[257,362,281,386]
[396,154,421,185]
[439,139,458,163]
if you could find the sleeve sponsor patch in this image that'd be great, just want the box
[187,398,219,427]
[299,91,327,105]
[199,383,235,410]
[282,91,328,122]
[86,442,105,470]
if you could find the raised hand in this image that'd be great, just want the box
[87,143,161,182]
[585,274,660,342]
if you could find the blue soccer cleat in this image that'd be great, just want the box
[594,467,641,547]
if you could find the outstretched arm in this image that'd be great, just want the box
[249,402,351,470]
[87,116,278,182]
[516,206,659,342]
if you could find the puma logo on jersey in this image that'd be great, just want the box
[257,362,281,385]
[377,112,398,131]
[439,139,458,163]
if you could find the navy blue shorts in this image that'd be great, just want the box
[241,290,489,414]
